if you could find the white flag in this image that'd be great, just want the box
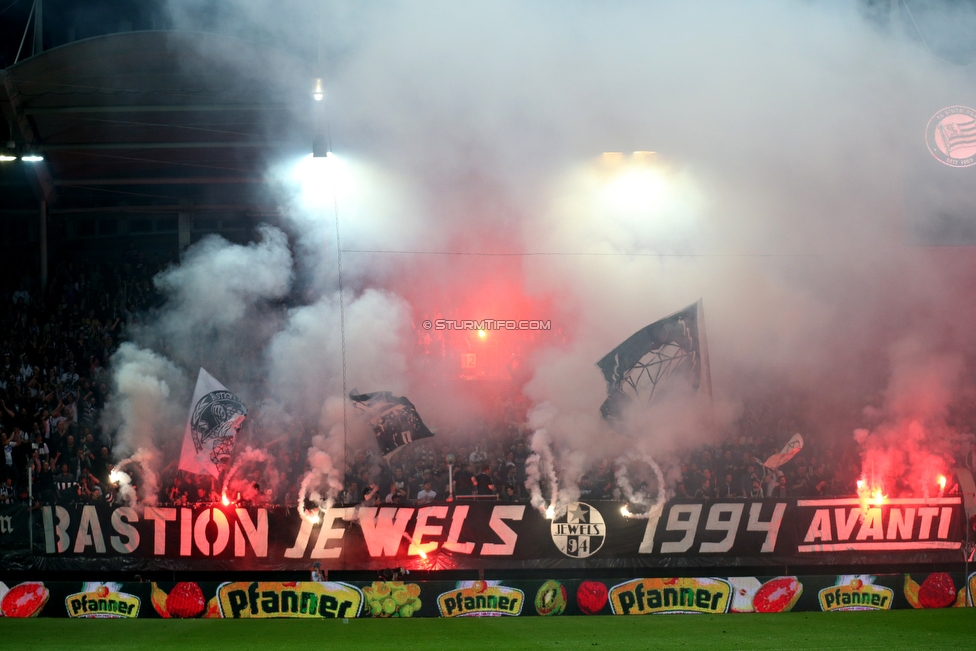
[179,368,247,478]
[762,433,804,470]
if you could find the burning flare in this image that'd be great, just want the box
[856,477,887,514]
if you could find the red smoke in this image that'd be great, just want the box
[388,228,572,427]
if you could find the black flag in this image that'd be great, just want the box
[596,300,711,423]
[350,391,435,456]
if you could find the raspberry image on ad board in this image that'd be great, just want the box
[576,580,608,615]
[167,582,207,618]
[917,573,957,609]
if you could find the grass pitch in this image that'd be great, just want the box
[3,609,975,650]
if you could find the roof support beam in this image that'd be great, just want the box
[40,141,270,151]
[54,177,261,186]
[49,204,278,215]
[23,104,289,115]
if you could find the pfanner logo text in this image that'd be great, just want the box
[216,582,363,619]
[818,578,893,612]
[66,588,140,618]
[609,578,731,615]
[437,585,523,617]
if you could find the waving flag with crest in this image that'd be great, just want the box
[762,433,804,470]
[597,300,711,425]
[179,368,247,478]
[350,391,434,456]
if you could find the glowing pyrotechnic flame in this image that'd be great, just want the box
[545,504,555,519]
[938,475,947,490]
[109,469,123,485]
[299,507,322,524]
[400,532,432,561]
[221,493,230,507]
[477,329,487,339]
[620,505,631,517]
[856,476,887,513]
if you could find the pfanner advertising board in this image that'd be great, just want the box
[0,573,969,618]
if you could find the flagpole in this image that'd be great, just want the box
[331,127,349,485]
[28,462,33,554]
[697,298,713,401]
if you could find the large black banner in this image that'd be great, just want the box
[0,503,30,560]
[0,497,964,572]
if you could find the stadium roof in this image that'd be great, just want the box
[1,30,313,219]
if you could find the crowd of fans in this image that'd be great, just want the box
[326,416,898,508]
[0,254,169,507]
[1,255,972,511]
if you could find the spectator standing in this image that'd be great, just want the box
[454,463,475,496]
[0,478,14,504]
[475,465,494,496]
[717,473,739,499]
[54,463,76,504]
[416,482,437,503]
[311,562,324,582]
[770,475,789,498]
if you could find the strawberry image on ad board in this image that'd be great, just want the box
[151,582,220,618]
[904,573,966,609]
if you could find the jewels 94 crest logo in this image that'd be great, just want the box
[190,390,247,468]
[926,106,976,167]
[550,502,605,558]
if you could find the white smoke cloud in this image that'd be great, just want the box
[98,0,976,502]
[146,225,294,376]
[266,288,410,412]
[154,225,293,331]
[102,343,189,505]
[297,396,347,520]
